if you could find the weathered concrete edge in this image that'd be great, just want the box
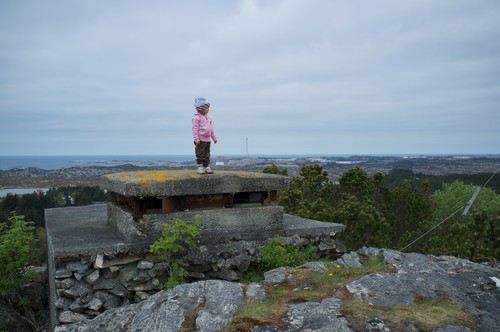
[100,171,290,197]
[282,214,345,234]
[45,205,345,258]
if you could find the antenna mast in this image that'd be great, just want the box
[246,138,249,158]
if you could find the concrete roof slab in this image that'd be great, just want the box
[100,170,289,197]
[45,204,148,259]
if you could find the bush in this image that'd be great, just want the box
[149,216,203,289]
[263,164,288,176]
[0,214,38,295]
[0,213,41,331]
[397,181,500,259]
[259,239,318,271]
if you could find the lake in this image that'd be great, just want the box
[0,188,49,198]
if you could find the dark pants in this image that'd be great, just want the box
[195,141,211,167]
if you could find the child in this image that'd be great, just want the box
[192,97,218,174]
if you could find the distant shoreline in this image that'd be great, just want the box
[1,154,499,171]
[0,188,49,198]
[1,155,499,193]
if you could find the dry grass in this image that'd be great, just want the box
[338,288,477,331]
[225,258,390,330]
[179,301,205,332]
[222,258,476,331]
[225,300,288,331]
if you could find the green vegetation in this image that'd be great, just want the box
[259,239,317,271]
[279,164,336,221]
[238,238,319,284]
[230,261,370,331]
[228,256,475,331]
[279,165,500,261]
[384,168,500,194]
[0,185,106,228]
[0,214,38,294]
[0,213,42,331]
[0,167,495,329]
[262,163,288,176]
[228,256,470,331]
[401,181,500,259]
[149,217,203,289]
[2,167,494,263]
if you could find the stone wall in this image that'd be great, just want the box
[54,252,164,324]
[53,233,344,325]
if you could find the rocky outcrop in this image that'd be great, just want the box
[54,248,500,332]
[50,233,344,326]
[343,248,500,331]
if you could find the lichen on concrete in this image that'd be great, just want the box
[101,170,289,197]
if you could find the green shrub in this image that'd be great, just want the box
[0,213,41,331]
[263,164,288,176]
[149,216,203,289]
[0,213,38,295]
[259,239,317,271]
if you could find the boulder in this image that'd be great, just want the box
[55,280,244,332]
[54,248,500,331]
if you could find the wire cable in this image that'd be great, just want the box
[396,168,498,253]
[398,205,465,253]
[353,168,498,276]
[482,169,498,188]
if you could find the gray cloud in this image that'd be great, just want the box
[1,0,499,156]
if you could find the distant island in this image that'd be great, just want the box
[1,154,499,189]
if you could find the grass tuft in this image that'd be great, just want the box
[339,291,477,331]
[224,257,476,331]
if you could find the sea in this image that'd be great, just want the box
[0,154,312,197]
[0,155,196,197]
[0,155,197,171]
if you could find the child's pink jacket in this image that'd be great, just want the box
[192,113,217,143]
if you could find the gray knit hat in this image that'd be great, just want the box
[194,97,210,111]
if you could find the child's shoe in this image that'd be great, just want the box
[197,165,206,174]
[204,166,214,174]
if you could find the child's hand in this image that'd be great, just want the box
[194,140,200,145]
[214,139,217,144]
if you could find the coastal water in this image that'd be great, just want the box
[0,188,49,197]
[0,155,197,197]
[0,155,196,171]
[0,154,308,197]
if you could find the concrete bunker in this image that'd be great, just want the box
[46,170,346,328]
[103,171,288,219]
[100,170,291,243]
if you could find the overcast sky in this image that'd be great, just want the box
[1,0,499,156]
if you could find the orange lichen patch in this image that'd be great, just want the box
[104,170,188,187]
[138,179,152,187]
[103,170,269,187]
